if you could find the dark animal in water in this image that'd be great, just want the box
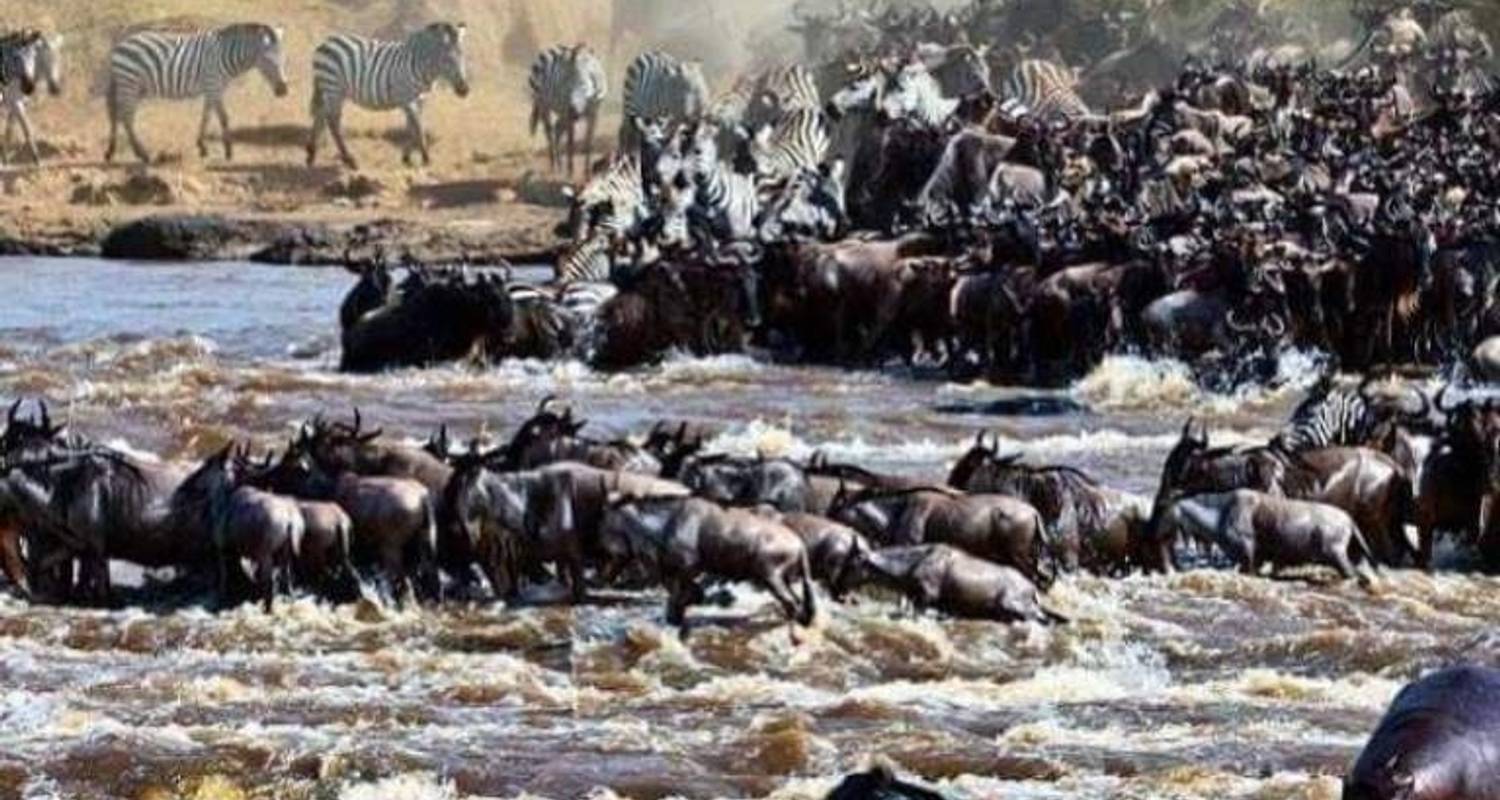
[1344,665,1500,799]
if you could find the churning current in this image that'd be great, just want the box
[0,256,1490,800]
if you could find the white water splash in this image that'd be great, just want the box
[1072,351,1328,414]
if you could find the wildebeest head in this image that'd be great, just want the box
[504,396,587,469]
[946,431,1020,489]
[0,399,67,465]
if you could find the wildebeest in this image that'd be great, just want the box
[1344,665,1500,799]
[340,268,514,373]
[948,432,1149,574]
[1163,490,1379,586]
[262,446,439,603]
[502,397,661,474]
[761,509,869,598]
[600,494,817,635]
[177,445,301,611]
[830,484,1052,588]
[837,544,1065,624]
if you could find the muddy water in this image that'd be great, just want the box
[0,256,1491,799]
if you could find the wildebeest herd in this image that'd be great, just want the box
[7,385,1500,796]
[337,0,1500,395]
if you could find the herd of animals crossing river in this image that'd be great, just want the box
[10,0,1500,797]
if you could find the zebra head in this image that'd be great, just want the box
[2,30,42,97]
[677,60,710,118]
[222,24,288,98]
[758,160,847,243]
[32,32,62,97]
[416,22,470,98]
[826,62,885,120]
[566,45,606,116]
[879,60,941,124]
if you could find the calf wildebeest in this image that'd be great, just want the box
[948,433,1150,574]
[177,445,301,611]
[237,451,358,601]
[838,544,1065,624]
[1163,490,1379,586]
[600,494,817,635]
[1344,665,1500,799]
[263,447,439,603]
[830,484,1053,588]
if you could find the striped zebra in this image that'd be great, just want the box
[678,159,762,244]
[308,22,470,170]
[744,64,821,132]
[618,51,710,154]
[749,107,830,181]
[529,44,607,175]
[0,30,61,166]
[1001,59,1092,125]
[565,155,648,243]
[555,233,614,284]
[105,24,288,164]
[879,60,958,128]
[1274,379,1379,452]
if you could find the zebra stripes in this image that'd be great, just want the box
[750,107,830,181]
[0,30,57,165]
[619,51,710,154]
[744,64,821,132]
[1275,381,1376,452]
[568,155,649,243]
[105,24,288,163]
[529,44,607,175]
[1001,59,1092,125]
[308,22,470,170]
[555,234,614,284]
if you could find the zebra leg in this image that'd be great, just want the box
[541,115,556,172]
[566,114,577,175]
[213,98,233,161]
[327,107,357,170]
[402,103,430,167]
[15,106,40,166]
[582,106,598,176]
[197,100,214,159]
[122,108,151,164]
[104,80,119,163]
[2,105,14,165]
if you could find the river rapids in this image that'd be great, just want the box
[0,257,1494,800]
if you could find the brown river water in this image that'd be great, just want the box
[0,257,1495,800]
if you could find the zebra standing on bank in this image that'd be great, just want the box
[1000,59,1092,125]
[529,44,606,175]
[0,29,61,166]
[308,22,470,170]
[618,51,710,154]
[105,24,289,163]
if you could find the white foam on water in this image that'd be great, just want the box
[339,773,458,800]
[1072,351,1328,415]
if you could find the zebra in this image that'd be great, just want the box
[105,24,289,164]
[879,60,958,128]
[1274,377,1380,452]
[0,30,61,166]
[564,154,648,243]
[308,22,470,170]
[555,233,614,284]
[744,64,821,133]
[618,51,710,154]
[1001,59,1092,125]
[749,107,830,182]
[529,43,607,175]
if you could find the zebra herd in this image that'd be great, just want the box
[0,22,469,169]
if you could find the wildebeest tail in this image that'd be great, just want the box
[797,547,817,626]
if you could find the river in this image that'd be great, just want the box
[0,256,1492,800]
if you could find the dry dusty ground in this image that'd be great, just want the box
[0,0,627,262]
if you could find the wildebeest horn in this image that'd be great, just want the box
[537,395,560,415]
[6,398,19,425]
[1436,383,1461,414]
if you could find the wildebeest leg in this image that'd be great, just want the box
[1418,523,1436,572]
[0,518,29,598]
[666,574,695,635]
[255,558,274,614]
[565,555,587,604]
[761,567,803,625]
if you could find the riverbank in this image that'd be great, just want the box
[0,167,569,265]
